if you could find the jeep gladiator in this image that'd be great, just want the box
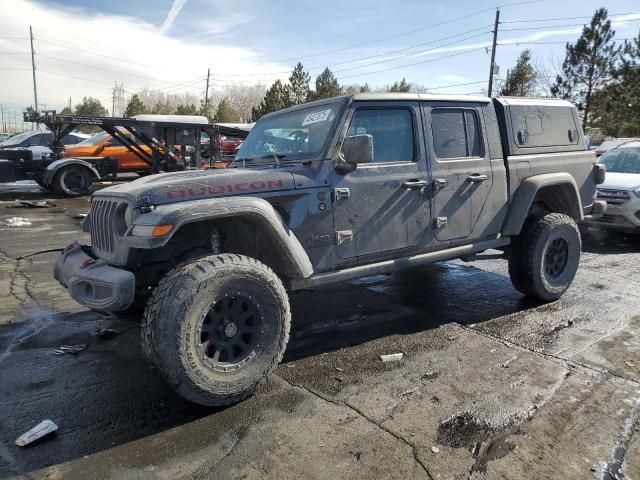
[54,93,606,406]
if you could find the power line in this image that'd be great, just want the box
[35,38,171,70]
[214,25,492,77]
[254,0,546,65]
[337,46,487,81]
[501,18,640,32]
[501,12,640,23]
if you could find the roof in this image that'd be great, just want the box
[352,92,490,103]
[494,97,575,107]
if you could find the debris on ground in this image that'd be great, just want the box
[380,353,404,363]
[498,356,517,368]
[334,376,343,382]
[3,217,32,227]
[399,387,418,397]
[625,360,636,367]
[431,446,440,453]
[52,344,87,355]
[16,199,56,208]
[91,328,118,339]
[335,367,344,372]
[15,420,58,447]
[72,213,88,219]
[472,442,481,458]
[421,370,439,381]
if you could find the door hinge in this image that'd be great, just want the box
[335,230,354,245]
[434,217,448,229]
[333,187,351,201]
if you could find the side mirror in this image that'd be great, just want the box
[342,134,373,165]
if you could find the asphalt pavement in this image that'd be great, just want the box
[0,188,638,480]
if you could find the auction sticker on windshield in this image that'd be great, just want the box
[302,109,332,126]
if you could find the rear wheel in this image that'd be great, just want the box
[142,254,290,406]
[53,165,92,196]
[508,213,581,301]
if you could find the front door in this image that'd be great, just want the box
[331,102,430,259]
[422,104,493,242]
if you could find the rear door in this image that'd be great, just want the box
[422,103,493,242]
[331,101,430,259]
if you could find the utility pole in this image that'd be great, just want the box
[112,82,116,117]
[68,97,72,110]
[487,8,500,98]
[204,68,211,114]
[29,26,38,111]
[0,104,4,132]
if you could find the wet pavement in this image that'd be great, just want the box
[0,192,639,480]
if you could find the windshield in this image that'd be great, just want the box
[76,132,110,146]
[0,131,37,146]
[600,146,640,174]
[236,102,341,161]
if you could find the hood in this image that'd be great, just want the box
[95,168,298,207]
[598,172,640,190]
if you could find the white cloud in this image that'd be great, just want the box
[0,0,289,110]
[159,0,188,34]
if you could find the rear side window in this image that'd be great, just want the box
[431,109,483,159]
[347,109,415,163]
[510,105,579,147]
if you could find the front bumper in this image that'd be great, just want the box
[53,242,135,312]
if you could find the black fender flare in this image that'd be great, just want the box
[123,196,314,279]
[502,173,583,236]
[43,158,101,187]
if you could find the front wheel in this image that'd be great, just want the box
[508,213,581,301]
[142,254,290,406]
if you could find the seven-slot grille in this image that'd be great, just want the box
[596,188,631,206]
[89,199,121,254]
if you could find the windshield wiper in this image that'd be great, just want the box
[259,153,286,167]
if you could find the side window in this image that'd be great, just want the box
[431,109,483,159]
[347,108,415,163]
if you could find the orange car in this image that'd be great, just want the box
[64,131,152,172]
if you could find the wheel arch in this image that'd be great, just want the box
[128,196,314,281]
[43,158,100,188]
[502,173,583,236]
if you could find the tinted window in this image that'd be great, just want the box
[510,105,579,147]
[347,109,414,163]
[23,133,51,147]
[431,109,483,159]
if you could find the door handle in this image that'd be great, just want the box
[403,179,429,190]
[467,174,488,182]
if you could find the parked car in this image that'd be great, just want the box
[63,131,151,173]
[54,94,604,407]
[0,130,88,159]
[0,133,14,142]
[583,140,640,234]
[594,138,640,156]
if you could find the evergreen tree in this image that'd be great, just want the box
[251,80,289,121]
[175,104,198,115]
[388,78,411,92]
[591,31,640,136]
[74,97,107,117]
[286,62,310,106]
[124,94,148,117]
[359,83,371,93]
[59,106,73,115]
[551,8,620,130]
[309,68,342,101]
[215,98,240,122]
[199,97,215,123]
[500,49,536,96]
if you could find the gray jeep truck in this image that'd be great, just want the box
[54,93,606,406]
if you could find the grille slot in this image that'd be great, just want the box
[90,199,121,255]
[596,188,631,206]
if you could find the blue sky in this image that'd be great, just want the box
[0,0,639,117]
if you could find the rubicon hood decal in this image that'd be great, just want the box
[94,168,296,206]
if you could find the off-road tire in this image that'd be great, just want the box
[508,213,581,301]
[53,165,92,196]
[142,254,290,407]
